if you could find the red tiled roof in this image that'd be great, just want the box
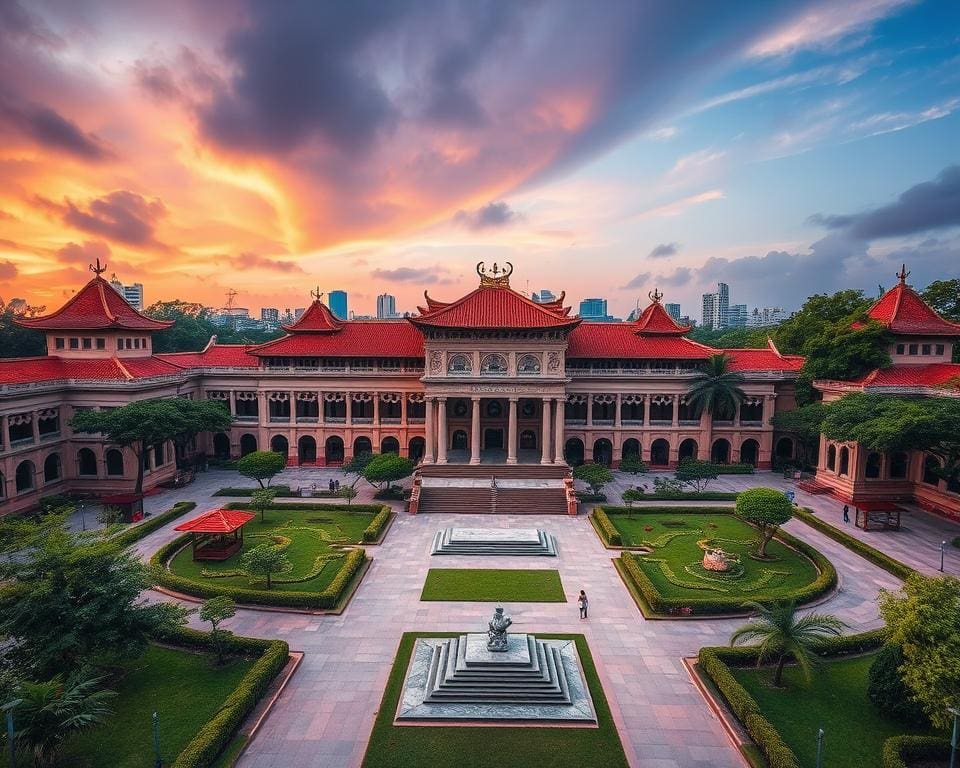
[866,282,960,336]
[281,300,343,332]
[118,357,182,378]
[158,345,260,368]
[852,363,960,388]
[174,508,255,534]
[410,285,579,330]
[250,321,424,357]
[632,300,691,335]
[723,348,804,372]
[0,357,128,385]
[17,277,173,331]
[567,323,714,359]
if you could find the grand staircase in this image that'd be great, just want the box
[412,464,573,515]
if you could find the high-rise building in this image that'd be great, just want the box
[294,307,306,320]
[532,289,556,304]
[701,283,730,329]
[376,293,398,319]
[665,303,681,321]
[328,290,348,320]
[748,306,790,327]
[728,304,748,328]
[261,307,280,326]
[108,274,144,311]
[701,293,715,329]
[579,297,607,319]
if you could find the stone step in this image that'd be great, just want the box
[431,528,558,556]
[419,464,570,479]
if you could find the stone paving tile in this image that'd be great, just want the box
[129,468,955,768]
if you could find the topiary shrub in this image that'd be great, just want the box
[867,644,928,726]
[735,487,793,559]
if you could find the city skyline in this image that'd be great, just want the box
[0,1,958,316]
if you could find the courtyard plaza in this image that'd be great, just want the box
[115,466,960,768]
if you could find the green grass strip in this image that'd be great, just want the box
[420,568,566,602]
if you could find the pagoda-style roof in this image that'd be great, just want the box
[865,265,960,336]
[409,262,579,330]
[174,508,255,534]
[17,274,172,332]
[249,320,424,358]
[631,290,691,335]
[281,298,343,332]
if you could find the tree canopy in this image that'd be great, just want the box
[0,298,46,358]
[145,300,283,352]
[687,326,771,349]
[236,450,287,488]
[686,353,745,418]
[573,463,613,494]
[771,402,829,467]
[920,278,960,322]
[361,453,415,490]
[734,487,793,558]
[674,458,720,492]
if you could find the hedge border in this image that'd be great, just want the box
[147,625,290,768]
[223,501,385,514]
[881,734,952,768]
[213,485,301,498]
[625,491,740,502]
[362,506,393,543]
[697,629,889,768]
[152,537,367,610]
[790,507,915,580]
[590,508,622,546]
[111,501,197,548]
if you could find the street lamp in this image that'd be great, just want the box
[815,727,825,768]
[942,540,948,573]
[2,698,23,768]
[948,706,958,768]
[79,501,87,532]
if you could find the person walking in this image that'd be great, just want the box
[578,590,588,619]
[842,504,850,524]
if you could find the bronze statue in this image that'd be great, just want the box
[487,605,512,652]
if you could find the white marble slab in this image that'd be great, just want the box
[449,528,542,543]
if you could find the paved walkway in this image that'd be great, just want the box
[129,468,916,768]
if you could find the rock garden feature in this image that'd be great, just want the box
[431,527,558,556]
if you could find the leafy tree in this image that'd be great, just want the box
[341,452,373,488]
[879,573,960,728]
[236,450,286,489]
[821,393,960,484]
[771,289,873,355]
[622,488,645,506]
[687,326,772,349]
[734,487,793,558]
[145,300,283,352]
[12,668,116,768]
[793,320,892,404]
[339,485,358,505]
[0,515,188,676]
[250,487,277,523]
[573,463,613,495]
[867,643,927,725]
[771,402,829,468]
[361,453,415,491]
[170,399,232,464]
[674,458,720,492]
[686,353,745,418]
[618,454,648,475]
[0,298,46,359]
[241,543,292,589]
[730,600,847,687]
[921,279,960,322]
[198,596,237,666]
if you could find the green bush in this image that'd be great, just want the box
[152,539,366,609]
[600,505,735,515]
[868,644,928,725]
[212,485,297,497]
[112,502,197,548]
[881,735,951,768]
[223,501,384,514]
[362,507,392,542]
[713,463,756,474]
[637,491,740,501]
[618,454,648,474]
[791,507,915,580]
[374,486,410,501]
[576,491,607,502]
[591,508,621,546]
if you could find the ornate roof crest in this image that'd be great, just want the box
[310,286,324,301]
[89,257,107,276]
[897,264,911,285]
[477,261,513,287]
[648,288,663,304]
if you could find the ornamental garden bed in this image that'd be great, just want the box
[697,631,946,768]
[61,628,289,768]
[421,568,566,602]
[362,633,628,768]
[596,507,835,617]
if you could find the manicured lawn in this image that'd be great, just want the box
[61,645,255,768]
[362,633,628,768]
[731,654,943,768]
[169,507,374,592]
[614,512,820,600]
[421,568,566,602]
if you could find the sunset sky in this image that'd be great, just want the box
[1,0,958,319]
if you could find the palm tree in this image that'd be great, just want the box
[730,601,847,687]
[13,669,116,767]
[686,353,746,419]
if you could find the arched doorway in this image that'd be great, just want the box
[298,436,317,464]
[775,437,794,460]
[15,460,34,493]
[43,453,61,483]
[353,436,372,457]
[77,448,97,476]
[270,435,289,457]
[621,439,640,459]
[826,444,837,471]
[564,438,584,466]
[865,452,881,479]
[520,430,537,450]
[678,439,697,461]
[740,439,759,468]
[451,430,468,451]
[592,439,612,467]
[484,428,503,450]
[650,439,670,466]
[325,436,345,464]
[711,439,730,464]
[381,436,400,454]
[838,447,850,476]
[106,449,125,476]
[213,433,231,460]
[240,434,257,456]
[408,437,425,464]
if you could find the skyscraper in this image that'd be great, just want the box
[701,293,716,329]
[376,293,397,319]
[579,297,608,319]
[728,304,748,328]
[328,290,348,320]
[108,274,144,311]
[261,307,280,326]
[701,283,730,329]
[532,289,556,304]
[665,303,681,321]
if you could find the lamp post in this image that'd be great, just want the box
[152,711,162,768]
[815,728,825,768]
[79,501,87,532]
[949,706,958,768]
[942,540,948,573]
[2,698,23,768]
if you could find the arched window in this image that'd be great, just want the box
[775,437,794,459]
[106,449,125,476]
[480,354,508,376]
[517,355,541,375]
[826,444,837,471]
[865,452,882,479]
[447,354,472,375]
[270,435,289,457]
[678,439,698,461]
[354,436,372,456]
[77,448,97,476]
[380,436,400,455]
[15,460,34,493]
[740,439,759,468]
[213,433,231,460]
[650,439,670,466]
[239,434,258,456]
[838,447,850,476]
[622,439,640,459]
[889,451,909,479]
[43,453,62,483]
[592,439,612,467]
[408,437,425,463]
[711,439,731,464]
[325,436,345,463]
[923,455,942,486]
[298,436,317,464]
[564,438,584,466]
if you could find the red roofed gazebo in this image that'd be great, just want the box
[174,508,256,561]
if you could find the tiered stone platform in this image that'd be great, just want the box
[431,527,558,556]
[397,633,595,722]
[415,464,571,514]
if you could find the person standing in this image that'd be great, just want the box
[578,590,588,619]
[843,504,850,523]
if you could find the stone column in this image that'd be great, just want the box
[229,390,236,418]
[423,397,435,464]
[373,393,380,426]
[345,392,353,426]
[586,394,593,428]
[1,413,8,448]
[615,394,622,428]
[436,397,448,464]
[507,397,518,464]
[400,393,407,425]
[318,391,325,425]
[540,397,552,465]
[257,392,266,425]
[470,397,481,465]
[31,411,40,443]
[289,392,295,424]
[671,396,678,426]
[554,397,565,463]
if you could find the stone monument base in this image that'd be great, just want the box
[430,527,558,556]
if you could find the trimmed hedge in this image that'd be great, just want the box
[362,506,392,542]
[699,629,888,768]
[617,526,837,616]
[713,463,756,475]
[152,538,367,609]
[591,508,622,546]
[600,505,736,515]
[576,492,608,502]
[223,501,384,513]
[629,491,740,501]
[112,501,197,548]
[213,485,299,497]
[881,735,951,768]
[791,507,915,580]
[150,625,289,768]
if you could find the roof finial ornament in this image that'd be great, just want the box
[897,264,910,285]
[310,286,324,302]
[89,257,107,276]
[476,261,513,287]
[648,288,663,304]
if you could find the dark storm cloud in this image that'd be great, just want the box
[809,165,960,240]
[454,201,519,230]
[0,93,111,161]
[648,242,679,259]
[58,191,167,247]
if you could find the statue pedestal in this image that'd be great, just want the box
[465,633,531,666]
